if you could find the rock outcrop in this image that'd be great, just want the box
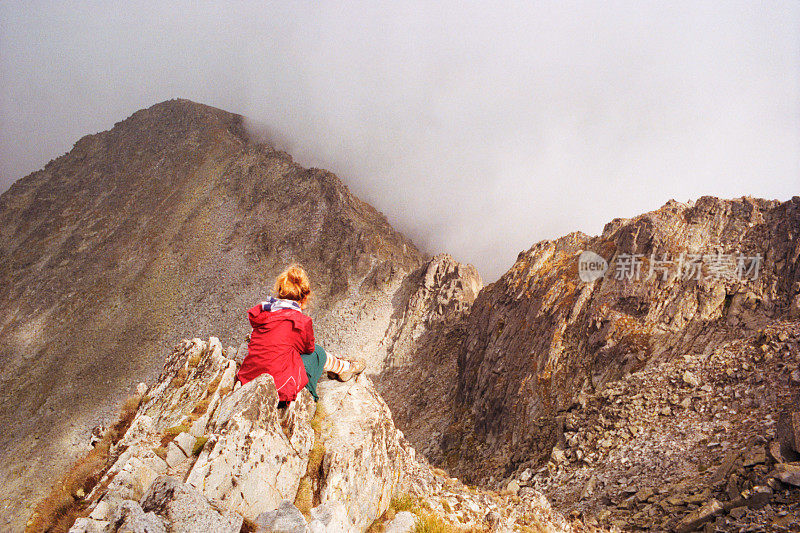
[375,254,483,458]
[62,336,572,533]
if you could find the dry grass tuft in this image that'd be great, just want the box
[159,424,190,447]
[294,477,313,516]
[367,493,420,532]
[414,513,460,533]
[25,393,144,533]
[187,351,203,367]
[192,436,209,456]
[392,493,416,512]
[187,397,212,423]
[169,367,189,389]
[239,516,258,533]
[367,494,489,533]
[294,404,328,517]
[206,374,223,394]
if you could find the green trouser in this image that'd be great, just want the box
[300,344,327,401]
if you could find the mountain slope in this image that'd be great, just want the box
[0,99,424,528]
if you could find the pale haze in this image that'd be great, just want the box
[1,1,798,280]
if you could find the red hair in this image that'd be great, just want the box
[274,264,311,304]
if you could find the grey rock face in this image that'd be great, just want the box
[255,500,307,533]
[140,476,243,533]
[382,254,482,367]
[375,254,483,461]
[111,500,166,533]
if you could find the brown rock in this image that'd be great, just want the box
[772,462,800,486]
[742,485,772,509]
[743,446,766,467]
[683,371,700,387]
[710,450,742,484]
[768,440,799,464]
[674,499,723,533]
[728,506,747,520]
[777,411,800,455]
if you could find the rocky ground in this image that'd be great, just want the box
[502,321,800,532]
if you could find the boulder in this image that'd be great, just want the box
[772,463,800,487]
[164,442,187,468]
[255,500,307,533]
[105,458,158,501]
[185,374,315,520]
[111,500,166,533]
[315,377,416,531]
[674,498,723,533]
[777,410,800,456]
[173,432,197,457]
[141,338,238,434]
[682,371,700,387]
[140,476,242,533]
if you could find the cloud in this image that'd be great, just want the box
[1,1,798,279]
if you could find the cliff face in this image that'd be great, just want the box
[0,99,425,528]
[437,196,800,483]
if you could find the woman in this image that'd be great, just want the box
[236,264,365,403]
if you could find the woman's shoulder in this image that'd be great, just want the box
[273,307,312,326]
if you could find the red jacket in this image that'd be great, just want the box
[237,303,315,402]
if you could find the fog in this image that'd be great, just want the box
[1,1,798,280]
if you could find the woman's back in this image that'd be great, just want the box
[237,299,314,401]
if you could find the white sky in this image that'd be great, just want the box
[1,1,798,280]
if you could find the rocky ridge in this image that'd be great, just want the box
[56,337,573,533]
[4,98,799,533]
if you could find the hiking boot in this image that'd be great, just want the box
[333,358,366,382]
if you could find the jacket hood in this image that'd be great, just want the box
[248,305,306,330]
